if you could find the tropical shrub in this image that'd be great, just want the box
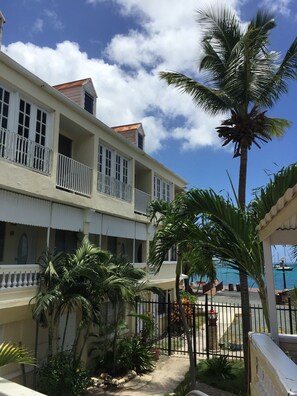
[37,351,92,396]
[117,336,155,373]
[205,355,234,379]
[170,298,193,334]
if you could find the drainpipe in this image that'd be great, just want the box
[0,11,6,50]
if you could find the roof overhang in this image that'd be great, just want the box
[257,185,297,243]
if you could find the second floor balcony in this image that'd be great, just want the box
[97,173,132,202]
[134,188,151,215]
[56,153,92,197]
[0,127,51,175]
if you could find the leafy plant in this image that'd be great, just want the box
[37,351,92,396]
[116,336,155,374]
[170,298,193,335]
[0,343,35,367]
[205,355,234,380]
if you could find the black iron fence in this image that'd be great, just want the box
[134,295,297,361]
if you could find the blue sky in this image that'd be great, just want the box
[2,0,297,203]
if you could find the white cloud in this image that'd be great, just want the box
[260,0,293,17]
[32,18,44,34]
[44,9,64,30]
[4,0,242,155]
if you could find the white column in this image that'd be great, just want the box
[263,238,279,344]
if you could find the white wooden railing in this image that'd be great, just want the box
[56,153,92,197]
[134,188,151,214]
[249,332,297,395]
[0,264,40,289]
[97,173,132,202]
[0,127,51,174]
[0,377,46,395]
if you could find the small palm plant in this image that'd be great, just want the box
[205,355,234,380]
[0,342,35,368]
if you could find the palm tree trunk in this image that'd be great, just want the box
[175,258,196,390]
[61,310,70,352]
[238,145,251,386]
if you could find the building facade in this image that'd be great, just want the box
[0,51,186,383]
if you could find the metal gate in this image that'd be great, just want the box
[135,295,297,361]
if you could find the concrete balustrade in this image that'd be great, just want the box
[249,332,297,395]
[0,264,40,289]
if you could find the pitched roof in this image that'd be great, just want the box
[53,78,92,91]
[112,123,142,134]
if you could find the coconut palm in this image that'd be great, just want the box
[160,7,297,372]
[0,343,34,367]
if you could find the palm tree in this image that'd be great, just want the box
[0,343,34,367]
[180,162,297,326]
[160,7,297,373]
[148,196,206,390]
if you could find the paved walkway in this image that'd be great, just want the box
[86,354,235,396]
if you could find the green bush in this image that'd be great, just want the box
[205,355,234,379]
[37,351,92,396]
[115,336,155,374]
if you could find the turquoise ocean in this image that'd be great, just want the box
[191,263,297,291]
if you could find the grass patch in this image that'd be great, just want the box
[197,359,246,395]
[164,358,246,396]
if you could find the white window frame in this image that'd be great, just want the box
[154,175,171,202]
[98,143,131,200]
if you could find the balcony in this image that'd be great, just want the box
[97,173,132,202]
[0,378,46,396]
[134,188,151,214]
[249,332,297,395]
[56,154,92,197]
[0,127,51,174]
[0,264,40,290]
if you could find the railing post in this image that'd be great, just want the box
[288,295,293,335]
[192,304,197,367]
[205,293,209,359]
[167,292,172,356]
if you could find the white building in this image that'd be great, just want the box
[0,50,186,385]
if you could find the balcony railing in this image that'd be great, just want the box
[97,173,132,202]
[134,188,151,214]
[249,332,297,395]
[0,127,51,174]
[0,264,40,289]
[57,154,92,197]
[0,377,46,396]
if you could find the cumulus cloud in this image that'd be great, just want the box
[4,0,240,154]
[260,0,293,17]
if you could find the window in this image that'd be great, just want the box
[0,87,10,157]
[154,176,171,202]
[138,133,144,150]
[98,144,132,201]
[0,222,5,261]
[0,87,10,129]
[158,291,167,315]
[84,92,94,114]
[0,84,51,174]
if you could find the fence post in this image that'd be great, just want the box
[192,304,197,367]
[288,295,293,334]
[205,293,209,359]
[167,292,172,356]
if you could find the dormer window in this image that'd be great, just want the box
[138,132,144,150]
[84,91,94,115]
[53,78,97,116]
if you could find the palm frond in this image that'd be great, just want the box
[160,71,231,115]
[0,343,35,367]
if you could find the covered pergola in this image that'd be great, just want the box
[257,184,297,343]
